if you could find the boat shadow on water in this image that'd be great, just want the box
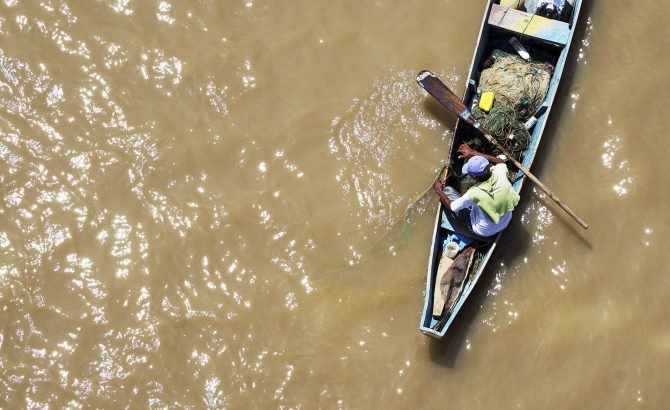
[427,220,531,368]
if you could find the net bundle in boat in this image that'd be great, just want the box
[472,50,552,160]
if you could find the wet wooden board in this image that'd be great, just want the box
[500,0,524,9]
[432,253,454,316]
[488,3,570,46]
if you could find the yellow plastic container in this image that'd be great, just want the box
[479,92,495,112]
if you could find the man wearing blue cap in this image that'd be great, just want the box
[433,144,520,239]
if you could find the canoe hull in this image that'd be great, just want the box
[419,0,582,338]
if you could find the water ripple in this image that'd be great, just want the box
[328,69,454,240]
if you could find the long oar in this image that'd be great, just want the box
[416,70,589,230]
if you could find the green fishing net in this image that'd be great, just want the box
[471,50,551,161]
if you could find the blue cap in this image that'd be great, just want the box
[462,156,489,177]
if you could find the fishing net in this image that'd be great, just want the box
[472,104,530,159]
[471,50,552,161]
[479,50,551,117]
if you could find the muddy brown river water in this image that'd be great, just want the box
[1,0,670,408]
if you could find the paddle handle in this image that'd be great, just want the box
[416,71,589,229]
[480,131,589,229]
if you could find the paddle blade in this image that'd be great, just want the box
[416,70,477,127]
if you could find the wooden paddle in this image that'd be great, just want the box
[416,70,589,230]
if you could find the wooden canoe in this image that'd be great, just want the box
[418,0,582,338]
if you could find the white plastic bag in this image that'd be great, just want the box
[524,0,566,19]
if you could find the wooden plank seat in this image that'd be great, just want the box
[488,3,570,46]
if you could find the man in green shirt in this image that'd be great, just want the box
[433,144,520,238]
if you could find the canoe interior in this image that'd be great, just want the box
[420,0,582,338]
